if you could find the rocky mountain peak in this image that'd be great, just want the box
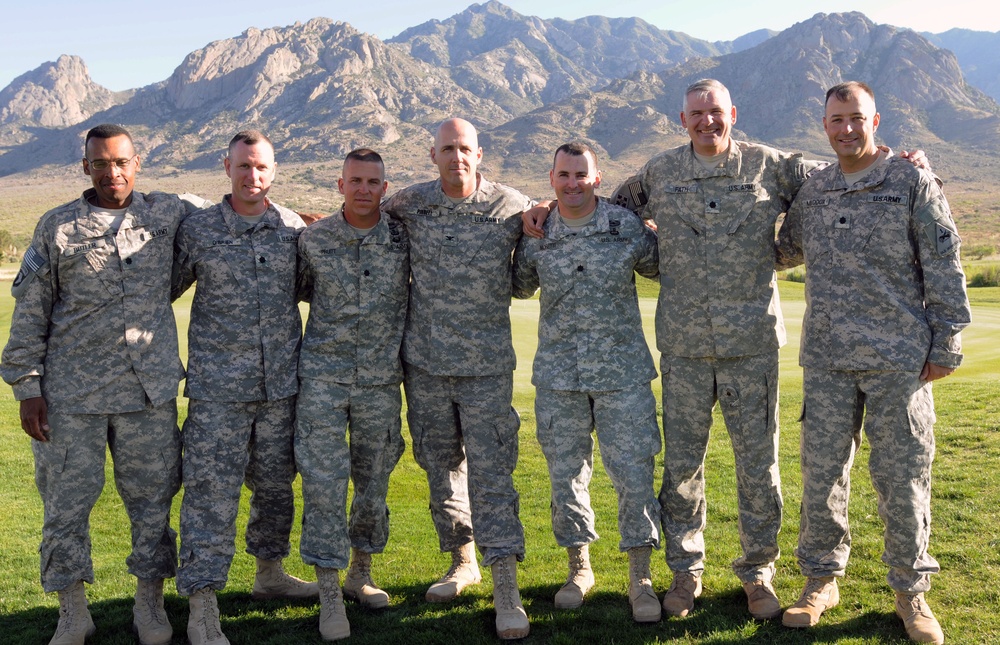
[0,54,120,128]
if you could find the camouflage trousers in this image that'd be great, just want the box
[403,363,525,566]
[795,368,939,593]
[659,352,782,583]
[176,397,297,596]
[33,402,181,593]
[535,387,661,551]
[295,378,405,570]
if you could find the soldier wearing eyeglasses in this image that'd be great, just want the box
[0,123,206,645]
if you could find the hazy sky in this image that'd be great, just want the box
[4,1,997,91]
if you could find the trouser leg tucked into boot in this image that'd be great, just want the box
[426,541,482,602]
[187,588,230,645]
[343,549,390,609]
[491,555,529,640]
[132,578,172,645]
[554,545,595,609]
[627,546,661,623]
[49,580,96,645]
[251,558,319,600]
[316,567,351,641]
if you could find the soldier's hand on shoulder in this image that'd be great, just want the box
[522,201,553,239]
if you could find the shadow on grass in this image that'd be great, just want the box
[0,583,917,644]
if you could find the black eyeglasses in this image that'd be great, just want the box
[85,155,137,171]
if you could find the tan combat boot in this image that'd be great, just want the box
[186,588,230,645]
[343,548,390,609]
[554,545,595,609]
[316,567,350,641]
[425,542,482,602]
[782,576,839,628]
[491,555,529,639]
[251,558,319,600]
[627,546,661,623]
[132,578,172,645]
[743,573,782,620]
[895,592,945,644]
[662,570,702,618]
[49,580,96,645]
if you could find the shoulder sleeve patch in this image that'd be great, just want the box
[935,223,960,256]
[612,176,648,217]
[11,246,47,299]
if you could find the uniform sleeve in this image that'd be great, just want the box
[170,222,197,302]
[634,220,659,280]
[0,224,55,400]
[777,153,826,204]
[296,233,315,304]
[510,236,539,299]
[911,177,971,368]
[775,202,805,271]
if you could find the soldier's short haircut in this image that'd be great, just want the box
[683,78,731,111]
[228,129,273,156]
[345,148,384,169]
[85,124,133,148]
[553,141,599,169]
[825,81,876,106]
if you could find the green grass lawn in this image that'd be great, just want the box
[0,282,998,644]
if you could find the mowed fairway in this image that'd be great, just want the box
[0,281,998,644]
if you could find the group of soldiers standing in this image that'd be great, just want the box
[1,77,970,645]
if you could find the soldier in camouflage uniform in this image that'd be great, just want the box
[596,79,822,620]
[512,142,663,623]
[776,82,969,645]
[0,124,197,645]
[171,130,316,645]
[381,118,532,640]
[295,149,409,640]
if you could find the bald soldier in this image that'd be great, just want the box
[777,81,969,645]
[382,118,532,640]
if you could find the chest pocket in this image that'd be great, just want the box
[59,237,123,300]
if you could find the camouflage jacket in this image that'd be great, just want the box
[777,154,970,371]
[382,176,532,376]
[1,190,187,412]
[297,210,409,385]
[512,200,659,391]
[172,197,304,401]
[625,141,822,359]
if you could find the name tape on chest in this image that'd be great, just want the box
[63,240,104,257]
[140,227,169,242]
[866,194,909,206]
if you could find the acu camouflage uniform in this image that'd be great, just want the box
[512,200,661,551]
[295,210,409,570]
[776,153,970,593]
[171,196,304,596]
[619,141,822,582]
[382,176,531,566]
[0,189,190,592]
